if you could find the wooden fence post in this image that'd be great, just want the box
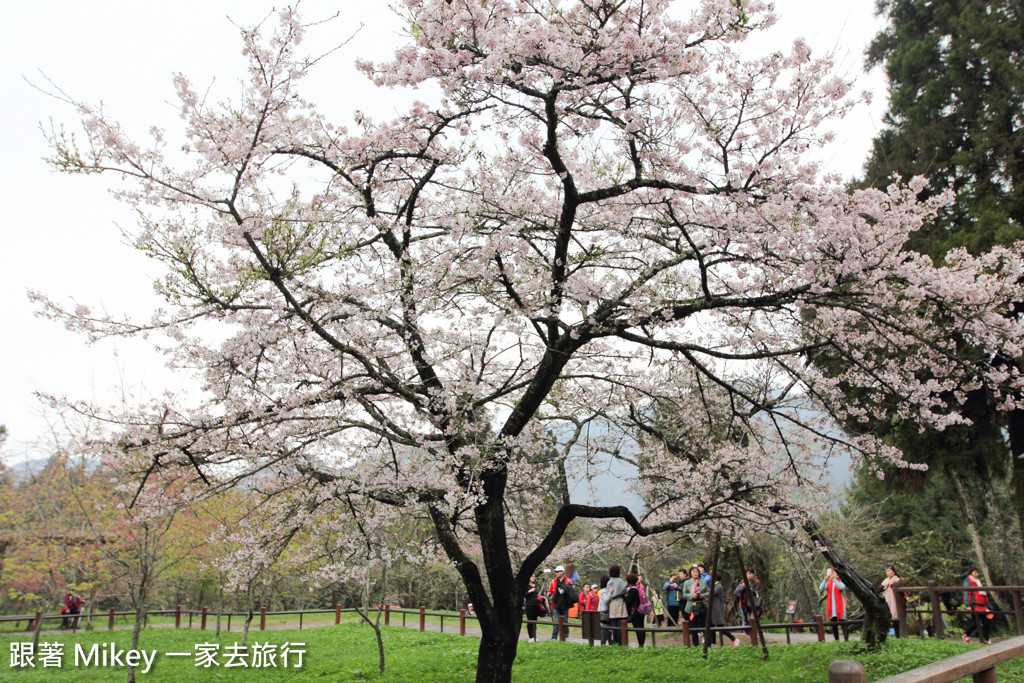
[896,588,908,638]
[973,668,998,683]
[335,605,341,625]
[260,607,266,631]
[828,660,867,683]
[385,605,390,627]
[1011,589,1024,637]
[750,619,760,646]
[419,606,426,632]
[815,615,826,642]
[201,607,207,631]
[681,619,690,647]
[619,618,628,647]
[928,581,945,639]
[459,609,466,636]
[175,605,181,628]
[108,608,115,631]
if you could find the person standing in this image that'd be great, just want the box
[607,565,629,645]
[597,575,614,646]
[682,566,710,646]
[524,574,541,642]
[879,565,903,638]
[624,573,647,647]
[820,568,847,641]
[698,565,712,585]
[650,581,666,627]
[711,572,740,646]
[548,566,575,640]
[735,569,763,630]
[963,567,992,645]
[577,584,593,615]
[663,569,683,626]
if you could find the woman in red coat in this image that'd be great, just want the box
[819,568,847,641]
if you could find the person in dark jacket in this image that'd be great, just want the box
[548,566,575,640]
[735,569,763,631]
[624,573,647,648]
[524,574,541,642]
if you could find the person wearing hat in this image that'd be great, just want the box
[548,565,575,640]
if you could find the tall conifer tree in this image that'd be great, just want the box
[858,0,1024,564]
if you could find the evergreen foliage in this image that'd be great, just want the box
[862,0,1024,260]
[846,0,1024,580]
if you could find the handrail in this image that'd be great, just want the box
[874,635,1024,682]
[894,583,1024,639]
[5,584,1022,654]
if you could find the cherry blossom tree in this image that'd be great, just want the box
[38,0,1024,678]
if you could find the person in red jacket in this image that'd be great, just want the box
[577,584,593,613]
[547,566,575,640]
[61,593,84,629]
[963,567,992,645]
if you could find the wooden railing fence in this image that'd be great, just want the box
[829,635,1024,683]
[3,584,1022,657]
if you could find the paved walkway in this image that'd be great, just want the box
[4,614,857,649]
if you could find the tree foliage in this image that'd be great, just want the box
[863,0,1024,260]
[853,0,1024,576]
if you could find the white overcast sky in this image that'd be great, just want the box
[0,1,888,461]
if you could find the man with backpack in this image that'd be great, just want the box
[548,566,576,640]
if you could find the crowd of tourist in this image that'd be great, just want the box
[522,562,999,646]
[522,563,763,646]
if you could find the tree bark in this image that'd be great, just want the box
[474,625,520,683]
[979,476,1021,585]
[735,546,769,658]
[702,534,721,655]
[354,563,387,674]
[1006,405,1024,556]
[126,570,149,683]
[803,518,889,649]
[949,468,1010,615]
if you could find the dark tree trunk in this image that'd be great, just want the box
[428,464,525,683]
[1008,407,1024,556]
[474,624,520,683]
[803,519,890,649]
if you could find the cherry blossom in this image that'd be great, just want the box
[39,2,1024,679]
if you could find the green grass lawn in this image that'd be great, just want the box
[2,623,1022,682]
